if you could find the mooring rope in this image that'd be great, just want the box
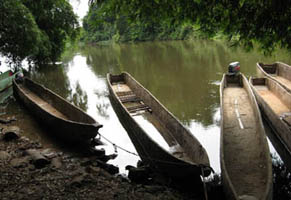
[97,133,139,156]
[97,133,216,171]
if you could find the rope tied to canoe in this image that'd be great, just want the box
[97,133,217,172]
[97,132,139,156]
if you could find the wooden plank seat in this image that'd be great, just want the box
[116,91,134,97]
[126,104,151,113]
[120,94,141,103]
[107,72,211,180]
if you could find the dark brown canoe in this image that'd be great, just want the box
[13,77,102,143]
[220,73,272,200]
[257,62,291,93]
[107,72,210,179]
[250,77,291,171]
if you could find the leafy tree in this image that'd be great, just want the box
[0,1,45,66]
[83,1,194,43]
[0,0,79,66]
[88,0,291,53]
[83,2,116,42]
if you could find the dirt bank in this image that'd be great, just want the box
[0,123,210,200]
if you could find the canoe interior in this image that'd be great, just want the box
[221,74,271,199]
[258,62,291,92]
[109,73,209,166]
[251,77,291,153]
[111,78,192,162]
[18,78,97,125]
[258,63,277,75]
[251,78,291,117]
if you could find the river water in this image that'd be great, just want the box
[4,40,291,174]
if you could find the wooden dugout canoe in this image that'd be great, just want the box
[250,77,291,171]
[220,73,272,200]
[257,62,291,93]
[107,72,210,179]
[0,70,22,103]
[13,77,102,143]
[0,70,13,92]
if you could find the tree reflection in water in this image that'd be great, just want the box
[28,64,71,100]
[95,90,110,119]
[23,41,291,190]
[28,63,90,112]
[68,82,88,112]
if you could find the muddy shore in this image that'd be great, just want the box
[0,121,220,200]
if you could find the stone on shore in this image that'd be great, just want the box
[0,151,11,160]
[1,126,20,141]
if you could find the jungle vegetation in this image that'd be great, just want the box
[0,0,79,67]
[83,0,291,54]
[1,0,290,66]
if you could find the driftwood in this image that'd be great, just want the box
[25,149,50,169]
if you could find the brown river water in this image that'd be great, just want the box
[2,40,291,174]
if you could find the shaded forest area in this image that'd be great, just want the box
[82,2,196,43]
[1,0,291,66]
[83,0,291,55]
[0,0,79,66]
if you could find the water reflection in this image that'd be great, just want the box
[77,40,290,172]
[7,40,291,174]
[65,55,140,172]
[70,82,88,111]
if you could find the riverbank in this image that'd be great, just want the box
[0,120,217,200]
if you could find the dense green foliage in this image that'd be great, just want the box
[85,0,291,53]
[82,1,195,43]
[0,0,79,66]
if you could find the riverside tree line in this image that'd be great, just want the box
[1,0,290,67]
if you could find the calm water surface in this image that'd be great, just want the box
[6,40,291,174]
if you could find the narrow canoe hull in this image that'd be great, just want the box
[13,78,102,143]
[0,70,14,92]
[220,73,272,200]
[0,87,13,104]
[0,70,22,103]
[107,72,210,179]
[257,62,291,93]
[250,77,291,171]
